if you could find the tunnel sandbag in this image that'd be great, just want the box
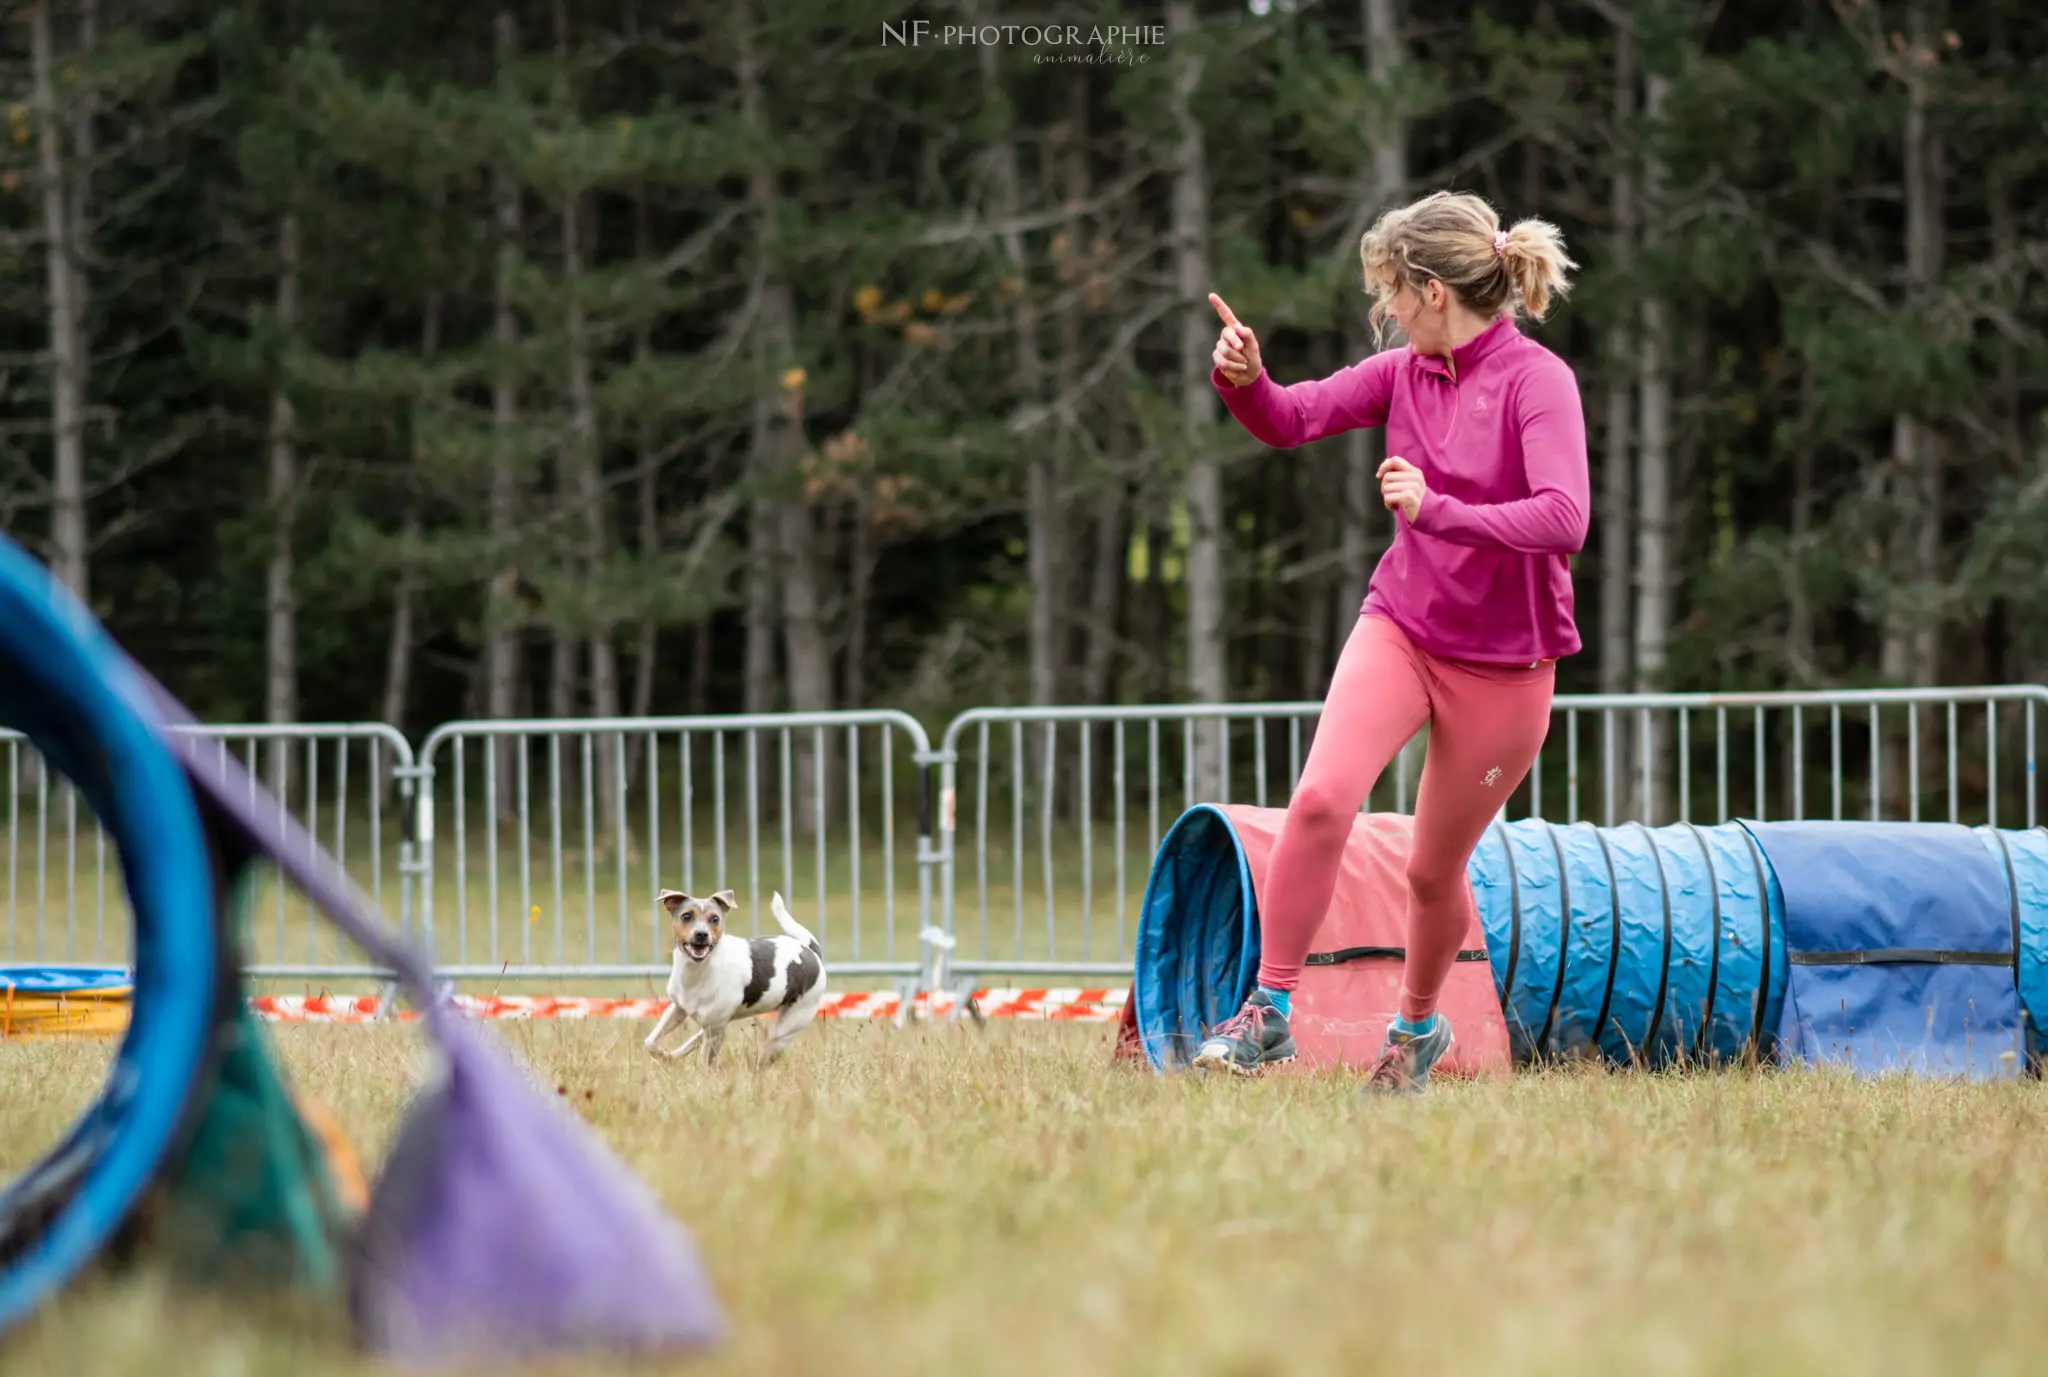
[1979,826,2048,1062]
[138,858,361,1292]
[0,535,221,1336]
[1748,821,2023,1078]
[1469,819,1786,1066]
[1129,804,1510,1075]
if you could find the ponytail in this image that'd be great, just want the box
[1500,217,1575,322]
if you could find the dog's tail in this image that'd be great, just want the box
[769,891,822,955]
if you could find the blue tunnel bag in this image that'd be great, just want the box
[1745,821,2024,1079]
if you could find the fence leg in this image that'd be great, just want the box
[948,974,984,1027]
[899,741,955,1028]
[891,975,920,1028]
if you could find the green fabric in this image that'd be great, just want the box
[144,860,354,1290]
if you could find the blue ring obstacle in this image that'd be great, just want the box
[0,536,221,1333]
[1135,806,2048,1072]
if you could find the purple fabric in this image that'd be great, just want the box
[134,667,725,1363]
[349,1012,724,1363]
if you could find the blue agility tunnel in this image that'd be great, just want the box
[1471,820,1788,1067]
[1133,805,2048,1078]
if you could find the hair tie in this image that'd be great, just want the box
[1492,229,1509,260]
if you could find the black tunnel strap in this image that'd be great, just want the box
[1789,948,2013,967]
[1304,946,1488,966]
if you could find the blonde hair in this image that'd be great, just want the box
[1358,190,1577,340]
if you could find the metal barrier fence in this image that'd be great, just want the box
[1,723,420,977]
[415,713,940,986]
[930,686,2048,985]
[5,687,2043,992]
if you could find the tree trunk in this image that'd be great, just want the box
[262,213,301,801]
[1786,364,1818,685]
[769,291,832,824]
[1062,79,1121,712]
[1598,21,1636,701]
[741,5,831,828]
[738,14,779,718]
[689,613,712,715]
[1630,73,1672,824]
[620,191,660,791]
[382,212,442,739]
[773,319,834,832]
[557,175,618,847]
[1889,4,1944,693]
[973,1,1059,708]
[844,485,873,709]
[1880,0,1945,813]
[1599,357,1634,700]
[33,2,88,603]
[380,516,420,732]
[1139,508,1172,701]
[1080,484,1124,706]
[741,487,780,717]
[1333,0,1407,702]
[1168,0,1226,800]
[484,14,524,818]
[65,0,94,422]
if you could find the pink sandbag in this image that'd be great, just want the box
[1114,808,1510,1078]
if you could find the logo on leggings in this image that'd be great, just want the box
[1482,767,1502,787]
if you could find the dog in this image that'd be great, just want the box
[643,889,826,1067]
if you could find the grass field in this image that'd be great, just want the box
[7,1020,2048,1376]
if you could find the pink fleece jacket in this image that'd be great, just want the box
[1213,313,1590,665]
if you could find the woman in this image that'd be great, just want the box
[1195,190,1587,1093]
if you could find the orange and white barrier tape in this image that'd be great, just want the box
[247,987,1127,1024]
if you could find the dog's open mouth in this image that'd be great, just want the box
[684,940,713,961]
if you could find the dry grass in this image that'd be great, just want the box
[6,1021,2048,1377]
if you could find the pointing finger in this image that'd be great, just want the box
[1208,293,1241,329]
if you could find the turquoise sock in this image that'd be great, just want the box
[1256,985,1292,1018]
[1392,1012,1436,1037]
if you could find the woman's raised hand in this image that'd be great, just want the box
[1209,293,1262,387]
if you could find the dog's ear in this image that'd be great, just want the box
[659,890,689,917]
[708,889,737,914]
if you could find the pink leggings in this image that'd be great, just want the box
[1258,615,1554,1021]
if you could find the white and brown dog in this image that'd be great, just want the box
[643,888,826,1067]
